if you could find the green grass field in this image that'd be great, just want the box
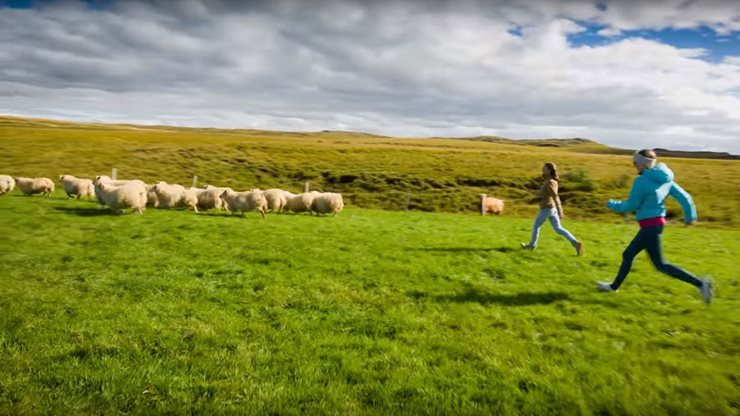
[1,195,738,415]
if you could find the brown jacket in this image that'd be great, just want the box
[539,178,563,217]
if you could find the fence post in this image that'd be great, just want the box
[304,182,310,192]
[192,175,198,188]
[405,192,411,211]
[111,168,117,180]
[480,194,486,216]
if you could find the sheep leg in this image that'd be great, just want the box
[260,209,266,219]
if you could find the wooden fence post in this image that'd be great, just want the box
[480,194,486,216]
[304,182,310,192]
[111,168,117,180]
[192,175,198,188]
[405,192,411,211]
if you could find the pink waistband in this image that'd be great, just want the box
[639,217,666,228]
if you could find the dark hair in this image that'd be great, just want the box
[638,149,657,159]
[544,162,559,181]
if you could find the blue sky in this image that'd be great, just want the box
[1,0,739,153]
[567,24,739,62]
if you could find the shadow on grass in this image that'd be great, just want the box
[408,246,517,253]
[53,206,113,217]
[434,288,570,306]
[197,212,262,219]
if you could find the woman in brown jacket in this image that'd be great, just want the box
[521,162,584,255]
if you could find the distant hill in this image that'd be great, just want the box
[449,136,739,160]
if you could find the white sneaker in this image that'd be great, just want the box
[520,243,535,250]
[596,281,615,292]
[699,278,714,305]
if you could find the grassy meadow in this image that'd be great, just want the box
[1,116,739,414]
[1,116,739,226]
[0,195,738,415]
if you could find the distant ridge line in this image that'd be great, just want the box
[1,115,737,160]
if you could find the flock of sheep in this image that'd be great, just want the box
[0,174,344,217]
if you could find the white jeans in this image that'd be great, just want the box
[528,208,578,247]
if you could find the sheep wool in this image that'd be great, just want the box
[98,182,147,214]
[312,192,344,216]
[478,194,504,215]
[284,191,320,214]
[15,177,54,196]
[263,188,288,213]
[0,175,15,195]
[59,175,95,199]
[220,189,267,218]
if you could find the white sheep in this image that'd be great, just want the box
[263,188,288,213]
[478,194,504,215]
[93,176,147,206]
[0,175,15,195]
[152,181,198,212]
[97,182,147,214]
[15,177,54,196]
[59,175,95,199]
[194,186,226,211]
[146,184,159,207]
[284,191,320,214]
[312,192,344,216]
[220,188,267,218]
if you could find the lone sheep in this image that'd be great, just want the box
[479,194,504,215]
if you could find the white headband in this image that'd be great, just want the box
[633,152,656,168]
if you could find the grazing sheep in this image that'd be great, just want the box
[59,175,95,199]
[0,175,15,195]
[284,191,320,214]
[15,177,54,196]
[220,189,267,218]
[97,182,147,214]
[263,188,288,213]
[478,194,504,215]
[194,186,226,211]
[312,192,344,216]
[152,181,198,212]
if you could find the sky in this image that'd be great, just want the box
[1,0,739,153]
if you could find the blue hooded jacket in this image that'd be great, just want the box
[607,163,697,223]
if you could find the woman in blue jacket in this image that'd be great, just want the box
[598,149,713,304]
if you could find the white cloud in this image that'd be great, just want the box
[0,0,739,153]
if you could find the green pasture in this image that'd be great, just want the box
[0,195,738,415]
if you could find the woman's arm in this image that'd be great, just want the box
[607,177,643,213]
[669,182,698,224]
[548,180,564,218]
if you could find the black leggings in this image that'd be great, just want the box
[611,225,701,290]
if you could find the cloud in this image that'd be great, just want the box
[0,0,739,153]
